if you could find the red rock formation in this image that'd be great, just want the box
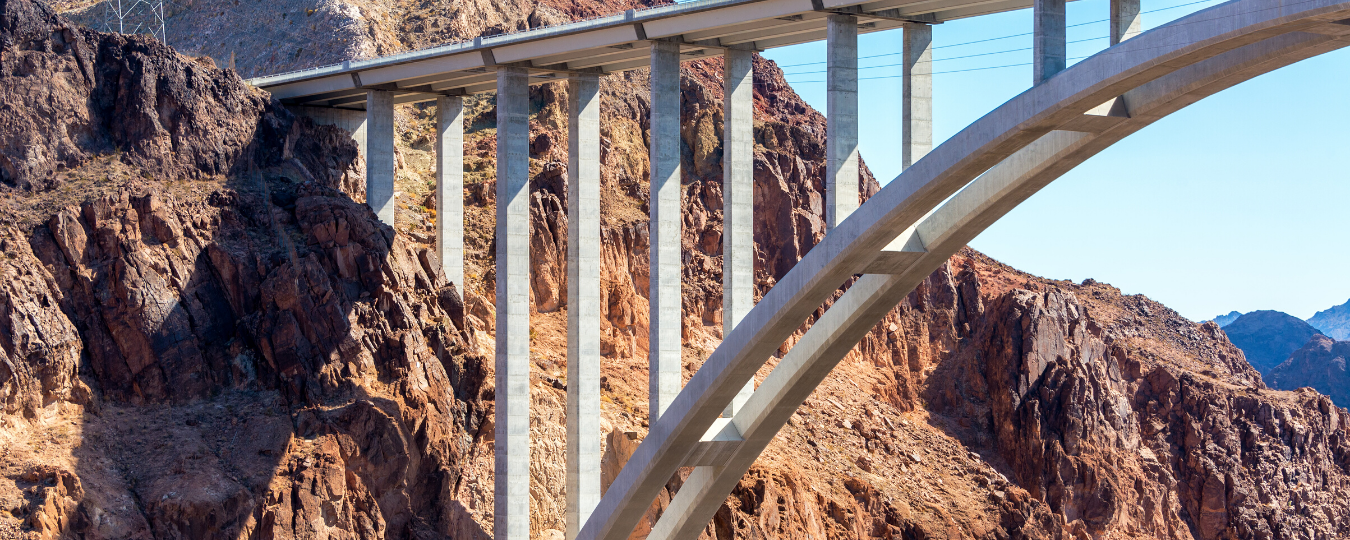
[1,0,1347,538]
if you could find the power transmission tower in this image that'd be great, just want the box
[102,0,167,44]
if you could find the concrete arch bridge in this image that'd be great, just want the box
[249,0,1350,536]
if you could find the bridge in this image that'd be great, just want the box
[246,0,1350,537]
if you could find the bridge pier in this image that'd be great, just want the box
[365,90,396,226]
[494,66,532,540]
[649,40,683,422]
[722,47,756,418]
[436,96,465,290]
[902,23,933,170]
[1033,0,1067,83]
[566,72,603,540]
[1111,0,1142,44]
[826,14,859,229]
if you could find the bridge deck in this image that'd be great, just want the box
[248,0,1058,109]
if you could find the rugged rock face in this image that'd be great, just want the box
[2,0,1348,538]
[1269,334,1350,406]
[61,0,663,78]
[1307,299,1350,340]
[0,0,287,191]
[1221,310,1322,375]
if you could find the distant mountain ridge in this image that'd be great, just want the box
[1211,310,1243,326]
[1221,310,1323,375]
[1268,334,1350,406]
[1308,298,1350,340]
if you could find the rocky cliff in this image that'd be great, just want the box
[1269,334,1350,407]
[1,0,1348,539]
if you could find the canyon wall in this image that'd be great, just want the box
[0,0,1346,538]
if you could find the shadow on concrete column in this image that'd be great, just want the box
[566,71,602,540]
[365,90,395,226]
[1111,0,1142,44]
[436,95,465,290]
[494,66,531,540]
[826,14,859,230]
[648,40,683,423]
[902,23,933,171]
[722,47,755,418]
[1034,0,1067,83]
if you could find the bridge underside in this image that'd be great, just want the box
[247,0,1350,538]
[250,0,1082,111]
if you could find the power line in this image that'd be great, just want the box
[772,0,1223,69]
[778,0,1306,83]
[780,35,1107,75]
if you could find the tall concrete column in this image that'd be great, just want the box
[436,95,465,289]
[826,14,859,230]
[365,90,396,226]
[721,47,755,418]
[902,23,933,170]
[287,106,368,159]
[1033,0,1067,83]
[1111,0,1142,44]
[566,72,602,540]
[494,66,531,540]
[649,40,683,422]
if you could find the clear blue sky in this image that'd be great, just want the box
[759,0,1350,321]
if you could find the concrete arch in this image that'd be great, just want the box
[580,0,1350,537]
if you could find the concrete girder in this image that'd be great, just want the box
[678,13,826,42]
[641,0,816,39]
[576,0,1350,537]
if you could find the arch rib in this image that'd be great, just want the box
[578,1,1350,538]
[645,28,1350,538]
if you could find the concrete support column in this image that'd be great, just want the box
[1111,0,1142,44]
[826,14,859,230]
[287,106,368,158]
[494,66,531,540]
[648,40,683,422]
[436,96,465,289]
[365,90,396,226]
[1033,0,1067,83]
[721,47,755,418]
[566,72,602,540]
[902,23,933,170]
